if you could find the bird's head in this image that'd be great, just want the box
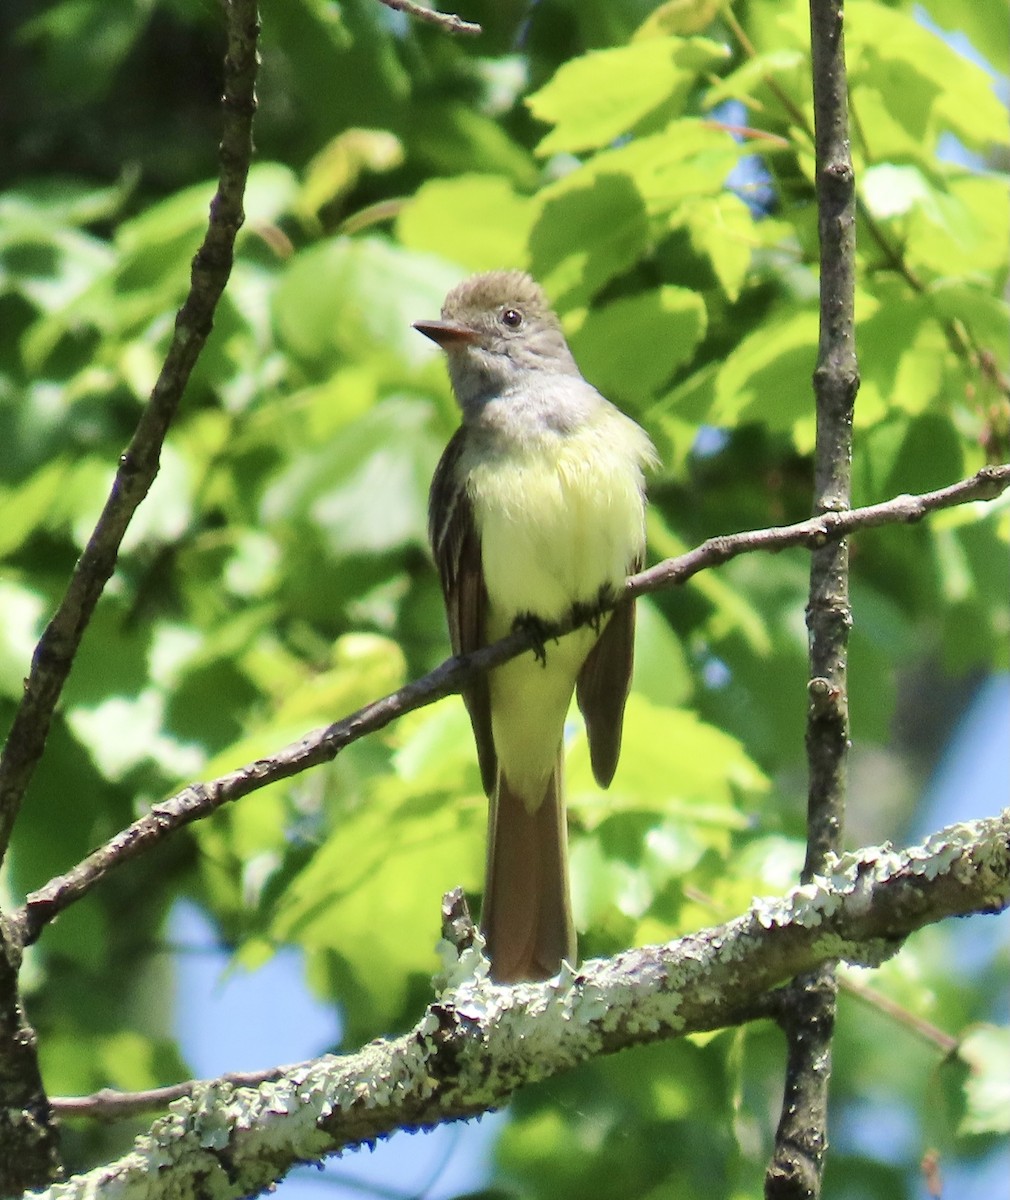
[414,271,580,410]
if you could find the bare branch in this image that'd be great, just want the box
[51,1065,297,1122]
[375,0,481,36]
[767,2,858,1195]
[30,811,1010,1197]
[838,971,959,1056]
[0,1,260,864]
[632,464,1009,598]
[12,465,1008,948]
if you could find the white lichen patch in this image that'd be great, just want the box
[434,933,491,995]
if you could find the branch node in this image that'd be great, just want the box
[440,887,476,956]
[806,676,840,712]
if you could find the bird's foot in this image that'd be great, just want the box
[573,585,617,634]
[512,612,553,665]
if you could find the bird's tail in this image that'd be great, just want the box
[481,756,576,983]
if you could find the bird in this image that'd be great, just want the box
[415,270,656,983]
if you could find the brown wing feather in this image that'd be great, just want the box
[429,430,497,796]
[576,581,639,789]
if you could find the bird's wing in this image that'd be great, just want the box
[429,429,497,796]
[575,562,640,789]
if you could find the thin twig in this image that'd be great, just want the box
[837,972,958,1057]
[375,0,481,36]
[11,464,1008,949]
[52,1063,300,1121]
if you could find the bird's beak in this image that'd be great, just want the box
[412,319,480,348]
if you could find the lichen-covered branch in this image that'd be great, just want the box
[12,465,1008,950]
[29,812,1010,1200]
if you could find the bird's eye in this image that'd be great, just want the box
[500,307,523,329]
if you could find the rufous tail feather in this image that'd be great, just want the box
[481,757,575,983]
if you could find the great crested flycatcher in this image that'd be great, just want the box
[415,270,656,983]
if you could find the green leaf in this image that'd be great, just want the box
[567,694,769,824]
[65,689,205,783]
[882,413,964,498]
[396,175,535,272]
[861,163,934,220]
[0,178,127,230]
[499,1039,736,1198]
[0,582,44,701]
[262,396,440,558]
[270,740,484,1033]
[632,598,693,709]
[193,634,411,921]
[856,291,948,423]
[547,119,745,220]
[864,168,1010,281]
[528,121,743,307]
[529,173,650,308]
[704,47,808,109]
[389,700,481,794]
[408,102,538,189]
[528,36,730,156]
[957,1024,1010,1135]
[117,165,295,262]
[675,192,755,302]
[710,307,819,434]
[909,173,1010,280]
[569,285,707,405]
[936,507,1010,671]
[635,0,728,40]
[929,281,1010,371]
[646,508,774,657]
[847,2,1009,157]
[273,236,460,368]
[0,223,112,317]
[15,166,292,370]
[297,129,403,225]
[922,0,1010,75]
[0,460,67,556]
[120,442,194,553]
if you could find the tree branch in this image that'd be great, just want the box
[375,0,481,36]
[837,971,958,1056]
[767,3,858,1196]
[28,811,1010,1198]
[50,1066,296,1122]
[11,465,1008,948]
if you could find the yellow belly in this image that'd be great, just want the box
[464,415,649,802]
